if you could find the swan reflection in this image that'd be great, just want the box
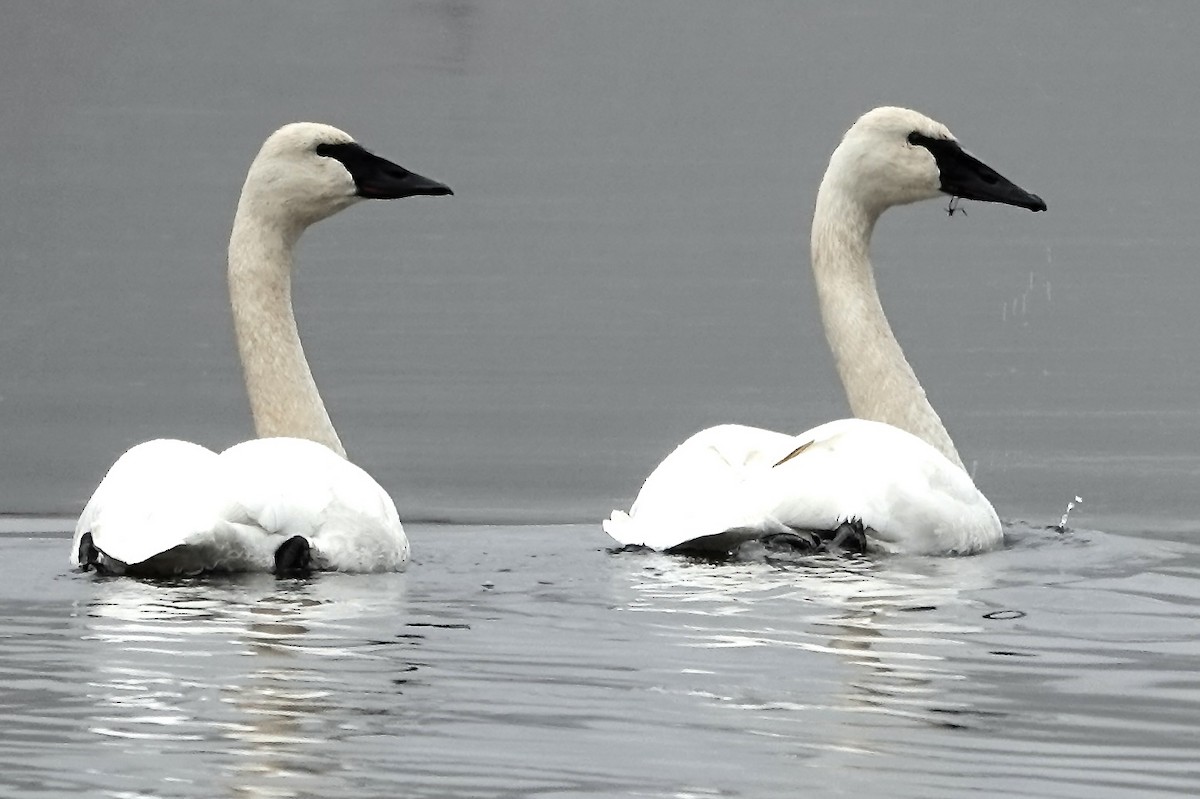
[73,574,413,797]
[617,545,1004,741]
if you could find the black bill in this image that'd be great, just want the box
[317,142,453,199]
[910,133,1046,212]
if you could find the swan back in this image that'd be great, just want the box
[604,419,1001,556]
[73,437,409,575]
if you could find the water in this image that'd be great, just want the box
[5,523,1200,797]
[3,2,1200,796]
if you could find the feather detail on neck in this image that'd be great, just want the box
[810,174,964,470]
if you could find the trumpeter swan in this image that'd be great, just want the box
[604,107,1046,556]
[71,122,452,576]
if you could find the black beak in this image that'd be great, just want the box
[316,142,453,199]
[911,134,1045,212]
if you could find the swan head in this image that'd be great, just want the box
[239,122,453,230]
[823,106,1046,216]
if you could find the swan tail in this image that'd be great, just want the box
[602,510,638,546]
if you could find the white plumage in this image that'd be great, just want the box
[606,107,1046,556]
[605,419,1001,556]
[71,123,450,576]
[75,438,408,575]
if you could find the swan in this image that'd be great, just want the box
[71,122,452,577]
[604,107,1046,557]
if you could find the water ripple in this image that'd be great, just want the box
[2,525,1200,797]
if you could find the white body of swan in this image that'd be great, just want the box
[71,123,452,576]
[605,107,1046,556]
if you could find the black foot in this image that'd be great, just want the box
[77,531,100,571]
[753,519,869,557]
[76,531,128,575]
[609,543,656,555]
[760,530,824,553]
[827,519,869,554]
[274,535,313,576]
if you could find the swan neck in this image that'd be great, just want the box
[810,184,965,470]
[227,204,346,458]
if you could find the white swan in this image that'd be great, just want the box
[71,122,452,576]
[604,107,1046,557]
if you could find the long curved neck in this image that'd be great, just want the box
[809,183,965,471]
[227,207,347,458]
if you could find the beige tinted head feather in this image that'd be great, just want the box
[238,123,366,232]
[822,106,955,214]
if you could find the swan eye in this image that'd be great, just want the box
[907,132,921,146]
[315,143,336,158]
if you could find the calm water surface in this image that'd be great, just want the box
[3,523,1199,797]
[3,2,1200,796]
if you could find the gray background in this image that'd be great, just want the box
[2,2,1197,531]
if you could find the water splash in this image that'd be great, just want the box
[1056,495,1082,532]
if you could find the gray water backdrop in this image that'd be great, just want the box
[2,2,1199,797]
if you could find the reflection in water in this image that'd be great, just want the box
[611,524,1200,795]
[618,545,1002,741]
[76,574,415,798]
[4,525,1200,797]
